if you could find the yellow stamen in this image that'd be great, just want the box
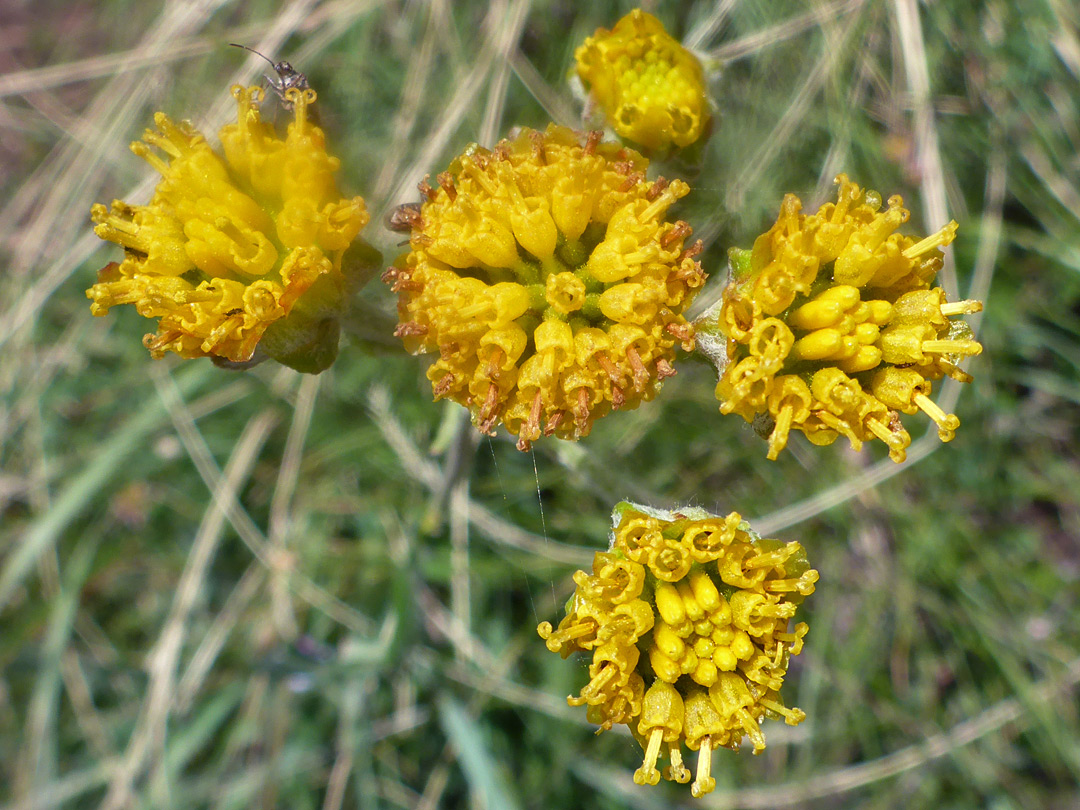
[864,418,908,462]
[922,339,982,356]
[939,299,983,316]
[759,697,807,726]
[667,744,691,784]
[737,708,767,752]
[913,393,960,441]
[633,728,664,786]
[580,663,618,700]
[767,404,794,461]
[901,220,958,259]
[691,736,716,798]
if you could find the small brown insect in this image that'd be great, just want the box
[230,43,309,108]
[386,203,423,233]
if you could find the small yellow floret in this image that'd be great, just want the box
[575,10,710,151]
[538,502,816,798]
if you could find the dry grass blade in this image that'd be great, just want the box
[720,4,865,218]
[98,408,276,810]
[380,0,531,216]
[891,0,956,297]
[706,0,866,63]
[367,386,593,567]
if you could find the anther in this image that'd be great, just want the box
[665,322,695,351]
[529,130,546,163]
[478,382,500,433]
[584,130,602,156]
[655,357,676,380]
[437,171,457,201]
[574,387,591,432]
[633,728,664,786]
[595,351,622,385]
[618,171,645,192]
[417,174,435,200]
[484,347,505,380]
[544,410,565,436]
[913,393,960,441]
[433,375,455,398]
[393,321,428,337]
[922,339,982,357]
[661,221,692,248]
[679,239,704,262]
[646,177,669,201]
[516,390,543,452]
[626,346,650,392]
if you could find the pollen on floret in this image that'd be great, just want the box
[388,124,706,451]
[87,83,376,372]
[695,174,983,462]
[538,502,816,798]
[575,10,710,152]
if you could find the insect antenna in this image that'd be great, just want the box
[229,42,276,69]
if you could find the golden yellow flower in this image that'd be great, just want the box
[88,85,375,372]
[386,125,705,451]
[575,9,710,152]
[538,502,816,798]
[695,175,983,462]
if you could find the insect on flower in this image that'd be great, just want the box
[230,43,310,109]
[87,81,377,372]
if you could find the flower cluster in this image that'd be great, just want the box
[538,502,816,798]
[575,10,709,152]
[695,175,983,462]
[386,124,705,451]
[88,85,373,372]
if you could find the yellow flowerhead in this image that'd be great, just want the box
[575,9,710,151]
[88,85,375,372]
[386,125,705,451]
[538,502,816,798]
[696,175,983,462]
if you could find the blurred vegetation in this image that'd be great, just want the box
[1,1,1079,808]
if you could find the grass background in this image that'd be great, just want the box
[2,0,1079,808]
